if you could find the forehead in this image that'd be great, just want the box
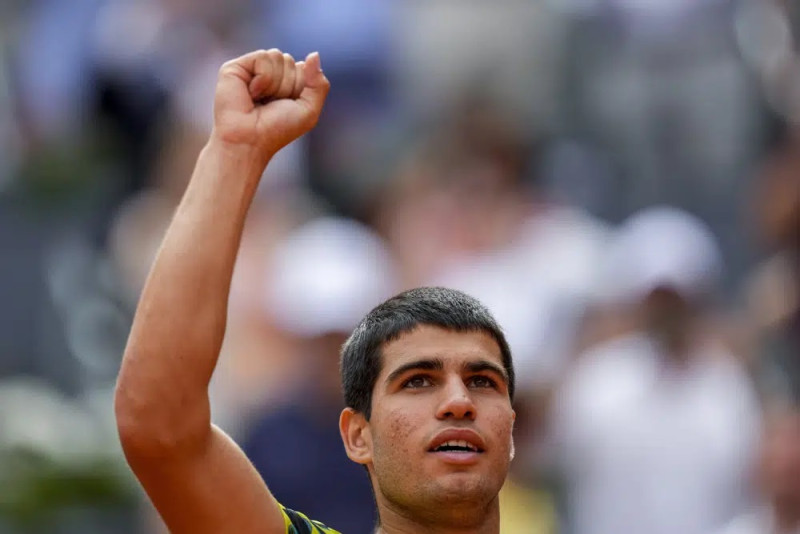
[379,324,503,372]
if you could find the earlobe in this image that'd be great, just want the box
[339,408,373,466]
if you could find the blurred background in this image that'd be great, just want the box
[0,0,799,533]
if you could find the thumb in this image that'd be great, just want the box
[298,52,330,117]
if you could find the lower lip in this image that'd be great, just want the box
[429,451,483,465]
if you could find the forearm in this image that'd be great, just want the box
[116,139,268,451]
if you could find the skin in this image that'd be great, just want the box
[340,326,516,533]
[114,47,514,534]
[115,48,329,534]
[640,288,700,364]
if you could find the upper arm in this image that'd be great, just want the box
[124,424,286,534]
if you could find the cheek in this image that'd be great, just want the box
[377,406,420,454]
[486,406,515,451]
[390,411,415,444]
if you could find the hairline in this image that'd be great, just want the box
[354,321,514,419]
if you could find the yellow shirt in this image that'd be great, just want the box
[499,478,558,534]
[282,506,341,534]
[282,480,558,534]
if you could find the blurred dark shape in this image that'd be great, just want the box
[242,346,378,534]
[89,59,169,246]
[745,129,800,409]
[372,101,542,288]
[248,0,395,218]
[240,217,396,534]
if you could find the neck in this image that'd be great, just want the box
[650,324,696,367]
[374,495,500,534]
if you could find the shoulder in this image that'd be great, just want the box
[281,505,342,534]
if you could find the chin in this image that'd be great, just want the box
[431,472,498,504]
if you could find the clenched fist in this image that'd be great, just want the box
[211,49,329,159]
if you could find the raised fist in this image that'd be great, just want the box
[212,49,329,158]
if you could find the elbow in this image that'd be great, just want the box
[114,381,164,460]
[114,379,210,461]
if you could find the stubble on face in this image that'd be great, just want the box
[366,325,515,529]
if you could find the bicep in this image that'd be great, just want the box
[128,425,286,534]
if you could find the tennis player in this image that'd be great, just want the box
[115,49,516,534]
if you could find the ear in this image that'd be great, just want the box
[340,408,373,466]
[510,409,517,462]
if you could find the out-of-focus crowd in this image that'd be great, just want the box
[0,1,798,533]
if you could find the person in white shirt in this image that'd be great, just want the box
[552,207,761,534]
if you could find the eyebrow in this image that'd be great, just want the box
[385,358,444,386]
[384,358,509,387]
[463,360,509,384]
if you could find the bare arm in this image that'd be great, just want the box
[114,49,329,534]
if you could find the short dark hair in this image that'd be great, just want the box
[340,287,515,420]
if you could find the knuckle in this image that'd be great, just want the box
[218,60,235,76]
[256,56,272,72]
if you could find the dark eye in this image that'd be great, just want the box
[469,375,497,389]
[403,375,432,389]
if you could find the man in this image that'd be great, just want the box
[241,216,396,532]
[552,207,760,534]
[114,49,517,534]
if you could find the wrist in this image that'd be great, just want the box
[190,135,273,204]
[205,130,275,176]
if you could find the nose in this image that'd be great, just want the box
[435,377,476,421]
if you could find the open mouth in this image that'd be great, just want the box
[430,440,484,453]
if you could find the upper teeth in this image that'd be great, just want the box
[439,440,477,451]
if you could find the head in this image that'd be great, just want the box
[373,107,535,285]
[601,207,723,350]
[265,216,397,398]
[339,287,516,528]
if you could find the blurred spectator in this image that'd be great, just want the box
[374,105,538,288]
[744,128,800,409]
[1,1,794,532]
[250,0,395,216]
[718,403,800,534]
[88,0,252,247]
[371,103,608,532]
[240,216,398,534]
[14,0,104,144]
[552,207,761,534]
[393,1,565,134]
